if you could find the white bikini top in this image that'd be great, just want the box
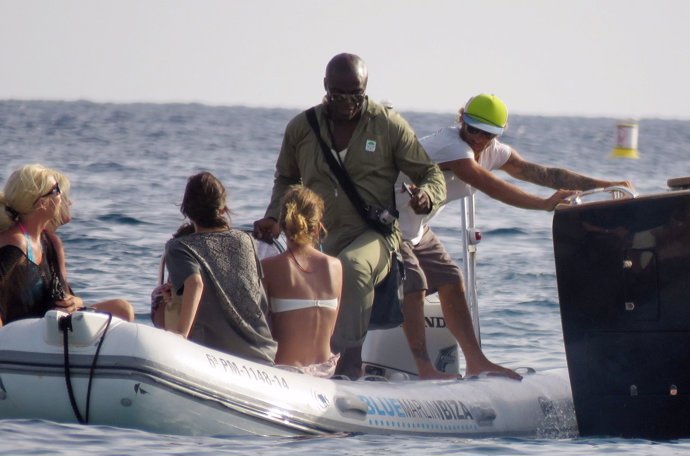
[270,297,338,313]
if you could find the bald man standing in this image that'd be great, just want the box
[254,53,445,378]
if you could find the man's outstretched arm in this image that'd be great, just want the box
[500,149,633,191]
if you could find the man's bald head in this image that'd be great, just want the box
[325,53,368,86]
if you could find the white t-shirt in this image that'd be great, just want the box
[396,126,512,244]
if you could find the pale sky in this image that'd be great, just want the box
[2,0,689,119]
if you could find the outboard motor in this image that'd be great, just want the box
[553,181,690,439]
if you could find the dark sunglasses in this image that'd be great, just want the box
[466,124,496,139]
[328,92,366,104]
[35,182,61,204]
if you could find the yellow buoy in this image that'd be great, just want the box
[610,120,639,159]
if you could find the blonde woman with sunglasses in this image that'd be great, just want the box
[0,164,133,327]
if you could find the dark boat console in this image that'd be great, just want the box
[553,179,690,439]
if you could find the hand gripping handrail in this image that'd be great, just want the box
[565,186,638,206]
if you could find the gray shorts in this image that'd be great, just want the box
[400,226,463,294]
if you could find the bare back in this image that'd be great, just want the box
[261,249,342,367]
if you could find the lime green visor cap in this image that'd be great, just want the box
[462,93,508,136]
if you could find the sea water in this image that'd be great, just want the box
[1,100,690,454]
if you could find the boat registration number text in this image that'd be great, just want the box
[205,353,289,389]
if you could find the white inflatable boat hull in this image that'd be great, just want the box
[0,310,575,437]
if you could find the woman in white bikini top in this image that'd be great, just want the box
[261,187,342,375]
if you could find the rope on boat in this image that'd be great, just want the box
[58,310,113,425]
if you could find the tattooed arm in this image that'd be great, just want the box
[441,158,576,211]
[500,149,634,191]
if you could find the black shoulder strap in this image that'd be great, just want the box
[304,107,371,220]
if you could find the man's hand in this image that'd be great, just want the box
[253,217,280,243]
[410,187,432,214]
[607,180,635,192]
[543,189,580,211]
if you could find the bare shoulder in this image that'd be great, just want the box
[0,230,23,250]
[312,252,342,280]
[320,252,342,270]
[260,254,288,289]
[323,255,343,290]
[261,252,287,270]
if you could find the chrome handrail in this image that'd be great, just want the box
[566,186,638,206]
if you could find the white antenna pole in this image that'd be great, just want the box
[460,195,481,345]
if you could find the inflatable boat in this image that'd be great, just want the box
[0,195,575,437]
[0,308,575,437]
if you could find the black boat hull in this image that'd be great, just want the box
[554,189,690,439]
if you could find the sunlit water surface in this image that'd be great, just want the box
[1,100,689,454]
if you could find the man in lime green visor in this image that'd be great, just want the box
[396,93,634,379]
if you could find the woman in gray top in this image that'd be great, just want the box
[165,172,276,364]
